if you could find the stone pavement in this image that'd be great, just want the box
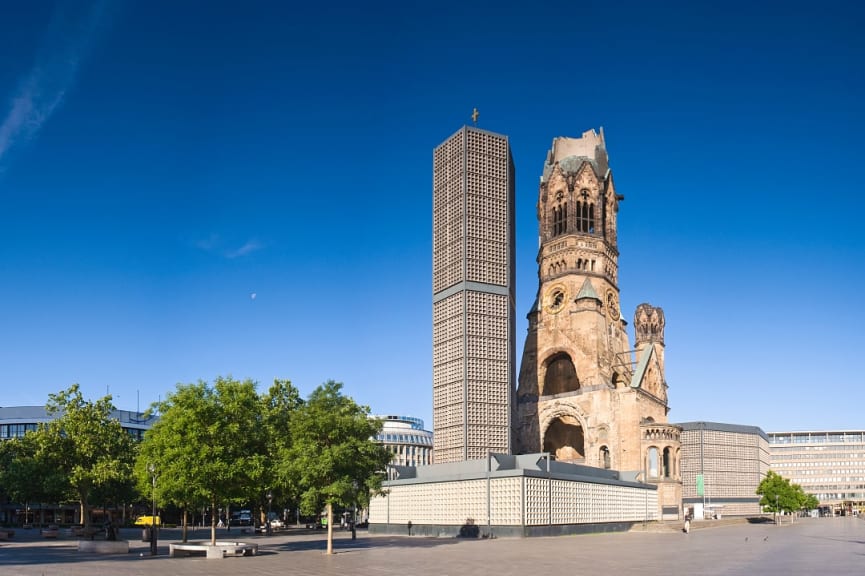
[0,517,862,576]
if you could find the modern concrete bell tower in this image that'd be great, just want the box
[432,124,515,463]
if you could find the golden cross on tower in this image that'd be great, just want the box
[471,108,479,126]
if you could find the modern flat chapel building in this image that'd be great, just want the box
[432,125,515,463]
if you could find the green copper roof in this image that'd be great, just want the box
[575,278,600,301]
[630,345,654,388]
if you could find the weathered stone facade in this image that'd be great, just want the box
[515,129,682,517]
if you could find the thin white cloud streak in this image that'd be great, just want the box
[0,1,106,164]
[225,240,263,259]
[195,235,264,259]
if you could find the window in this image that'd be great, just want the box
[663,447,672,478]
[600,446,611,469]
[648,447,659,479]
[552,202,568,236]
[576,191,595,234]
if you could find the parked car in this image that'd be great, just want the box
[134,515,161,527]
[269,518,285,529]
[230,510,253,526]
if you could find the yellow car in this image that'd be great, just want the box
[134,515,161,526]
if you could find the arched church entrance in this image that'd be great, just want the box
[543,416,585,463]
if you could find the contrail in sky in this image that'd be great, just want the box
[0,1,107,165]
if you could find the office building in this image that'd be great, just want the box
[769,430,865,515]
[373,415,433,467]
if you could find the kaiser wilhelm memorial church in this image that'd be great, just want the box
[369,123,682,536]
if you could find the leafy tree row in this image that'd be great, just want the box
[0,385,135,529]
[0,378,391,554]
[756,470,819,523]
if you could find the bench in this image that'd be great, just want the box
[77,539,129,554]
[170,541,258,559]
[41,528,59,538]
[71,526,102,539]
[0,530,14,540]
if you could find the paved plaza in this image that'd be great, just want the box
[0,518,862,576]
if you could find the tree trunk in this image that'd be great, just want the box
[80,499,88,528]
[182,508,188,543]
[210,498,217,546]
[326,502,334,555]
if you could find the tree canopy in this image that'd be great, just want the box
[3,377,390,553]
[756,470,819,523]
[0,432,62,522]
[135,376,266,544]
[21,384,135,527]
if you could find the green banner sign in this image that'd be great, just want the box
[696,474,704,496]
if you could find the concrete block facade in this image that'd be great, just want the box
[679,422,770,518]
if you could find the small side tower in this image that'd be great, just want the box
[633,303,667,404]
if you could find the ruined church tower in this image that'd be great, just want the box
[516,129,681,517]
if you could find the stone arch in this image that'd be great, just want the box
[662,446,672,478]
[647,446,660,479]
[543,416,585,463]
[541,352,579,396]
[600,445,611,469]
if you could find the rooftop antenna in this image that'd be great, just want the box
[471,107,479,127]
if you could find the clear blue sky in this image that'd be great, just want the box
[1,1,863,433]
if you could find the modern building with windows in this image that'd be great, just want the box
[768,430,865,515]
[0,405,156,442]
[678,421,770,519]
[432,125,516,463]
[373,415,433,467]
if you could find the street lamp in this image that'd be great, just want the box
[266,490,273,536]
[148,463,158,556]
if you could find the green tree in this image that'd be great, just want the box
[756,470,799,524]
[790,483,819,520]
[0,433,63,525]
[26,384,135,529]
[135,376,266,545]
[803,492,820,512]
[280,380,391,554]
[253,379,303,528]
